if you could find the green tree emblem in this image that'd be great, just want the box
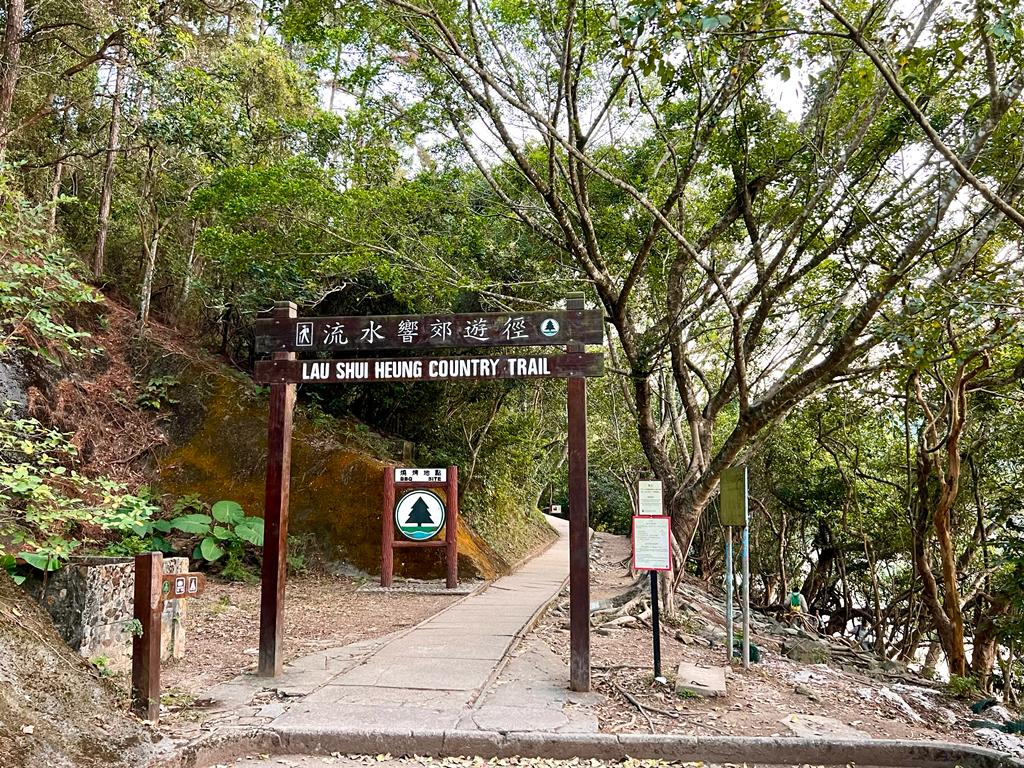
[406,497,434,527]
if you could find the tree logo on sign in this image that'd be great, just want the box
[394,490,446,540]
[540,318,560,337]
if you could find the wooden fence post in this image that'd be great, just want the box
[259,300,297,678]
[131,551,162,721]
[446,465,459,589]
[566,293,591,692]
[381,469,395,587]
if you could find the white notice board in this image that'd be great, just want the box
[632,515,672,571]
[637,480,663,516]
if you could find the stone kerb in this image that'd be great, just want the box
[26,555,190,672]
[166,727,1021,768]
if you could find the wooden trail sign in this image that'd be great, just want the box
[382,466,458,589]
[132,553,206,722]
[161,572,206,601]
[256,309,603,353]
[254,353,603,384]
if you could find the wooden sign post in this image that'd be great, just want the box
[253,301,604,691]
[382,466,459,589]
[566,293,590,692]
[131,552,206,721]
[259,301,296,678]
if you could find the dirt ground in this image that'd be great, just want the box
[162,574,460,696]
[0,573,158,768]
[532,532,990,747]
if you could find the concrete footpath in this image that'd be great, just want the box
[199,515,597,737]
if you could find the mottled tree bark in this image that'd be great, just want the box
[94,55,125,281]
[0,0,25,158]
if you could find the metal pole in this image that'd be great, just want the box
[742,523,750,669]
[725,527,733,664]
[650,570,661,678]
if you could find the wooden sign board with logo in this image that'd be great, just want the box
[133,554,206,723]
[381,467,459,589]
[255,310,603,353]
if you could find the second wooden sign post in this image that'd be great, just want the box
[382,466,459,589]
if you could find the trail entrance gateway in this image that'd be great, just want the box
[252,297,604,692]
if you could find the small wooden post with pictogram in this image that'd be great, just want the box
[131,552,205,722]
[382,465,459,589]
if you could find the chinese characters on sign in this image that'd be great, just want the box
[256,310,603,353]
[632,516,672,571]
[394,467,447,484]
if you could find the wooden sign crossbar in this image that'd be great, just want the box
[254,353,603,384]
[255,309,603,353]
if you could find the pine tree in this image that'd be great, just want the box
[407,497,433,527]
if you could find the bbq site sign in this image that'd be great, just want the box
[252,298,602,694]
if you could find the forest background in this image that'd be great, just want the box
[1,0,1024,700]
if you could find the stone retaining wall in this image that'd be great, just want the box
[26,555,189,673]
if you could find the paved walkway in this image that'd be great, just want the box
[201,516,598,736]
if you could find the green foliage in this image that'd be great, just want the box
[164,499,264,575]
[89,656,114,677]
[124,618,144,638]
[947,674,980,699]
[0,406,159,571]
[0,173,99,362]
[136,376,180,411]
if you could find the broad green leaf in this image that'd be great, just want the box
[170,513,212,535]
[211,499,244,524]
[199,537,225,561]
[234,517,264,546]
[19,551,58,571]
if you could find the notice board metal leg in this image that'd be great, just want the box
[725,527,734,664]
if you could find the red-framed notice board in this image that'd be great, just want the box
[632,515,672,571]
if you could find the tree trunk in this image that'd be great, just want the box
[922,640,942,680]
[94,54,125,281]
[47,160,64,233]
[137,145,157,333]
[178,218,199,321]
[971,596,1006,692]
[0,0,25,158]
[138,229,159,332]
